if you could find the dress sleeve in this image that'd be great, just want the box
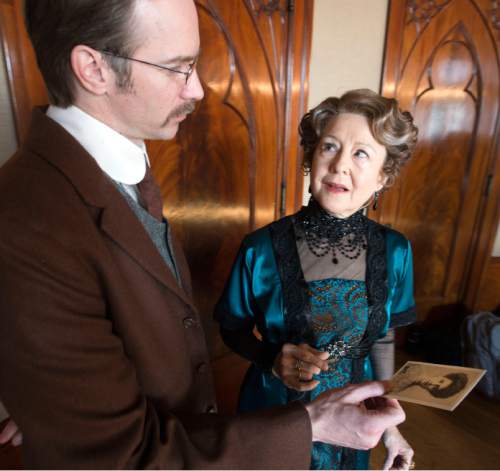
[388,239,417,329]
[215,239,257,330]
[214,239,281,369]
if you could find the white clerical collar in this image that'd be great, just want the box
[46,105,148,185]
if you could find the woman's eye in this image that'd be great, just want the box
[321,142,338,153]
[354,149,369,159]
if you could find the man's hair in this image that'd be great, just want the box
[24,0,140,107]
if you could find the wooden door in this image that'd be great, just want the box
[0,0,47,141]
[0,0,313,358]
[372,0,500,319]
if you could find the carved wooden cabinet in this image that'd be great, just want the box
[372,0,500,318]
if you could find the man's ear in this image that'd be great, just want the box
[70,45,111,96]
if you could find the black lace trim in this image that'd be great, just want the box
[268,215,312,346]
[389,306,417,329]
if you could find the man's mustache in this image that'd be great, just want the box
[169,101,197,120]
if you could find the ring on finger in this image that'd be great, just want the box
[409,461,416,470]
[295,359,303,380]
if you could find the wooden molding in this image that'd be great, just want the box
[0,1,30,144]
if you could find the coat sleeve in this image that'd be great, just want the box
[0,217,311,469]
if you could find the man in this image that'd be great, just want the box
[0,0,405,468]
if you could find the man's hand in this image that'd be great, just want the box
[305,381,405,450]
[272,343,329,392]
[0,418,23,447]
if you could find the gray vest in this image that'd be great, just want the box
[116,184,181,284]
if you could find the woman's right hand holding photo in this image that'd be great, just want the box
[272,343,329,391]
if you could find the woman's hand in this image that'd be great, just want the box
[382,426,414,470]
[0,418,23,447]
[272,342,329,391]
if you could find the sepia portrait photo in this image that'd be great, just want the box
[386,361,485,411]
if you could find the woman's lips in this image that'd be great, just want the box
[324,182,349,194]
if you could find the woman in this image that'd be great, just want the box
[214,89,418,470]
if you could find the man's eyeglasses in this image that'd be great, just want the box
[101,50,196,84]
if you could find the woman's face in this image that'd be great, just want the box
[310,113,387,218]
[422,376,452,391]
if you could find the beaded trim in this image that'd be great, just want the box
[295,197,368,264]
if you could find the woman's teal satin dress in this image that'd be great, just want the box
[215,214,415,469]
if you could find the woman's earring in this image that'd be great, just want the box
[372,191,380,210]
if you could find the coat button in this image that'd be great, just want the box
[183,317,196,328]
[197,362,208,374]
[206,405,217,413]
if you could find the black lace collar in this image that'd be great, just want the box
[295,197,368,264]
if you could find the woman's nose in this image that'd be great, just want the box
[328,149,349,174]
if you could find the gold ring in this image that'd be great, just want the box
[409,461,416,470]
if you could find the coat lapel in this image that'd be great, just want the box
[99,193,196,310]
[24,108,197,312]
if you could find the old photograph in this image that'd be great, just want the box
[386,361,486,411]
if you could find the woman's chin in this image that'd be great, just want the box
[317,200,358,219]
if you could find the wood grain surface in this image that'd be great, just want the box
[372,0,500,319]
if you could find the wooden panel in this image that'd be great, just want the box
[374,0,500,320]
[465,111,500,310]
[0,0,46,143]
[0,0,31,143]
[474,256,500,311]
[284,0,311,214]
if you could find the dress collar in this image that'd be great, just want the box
[301,197,367,231]
[46,105,148,185]
[296,197,368,263]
